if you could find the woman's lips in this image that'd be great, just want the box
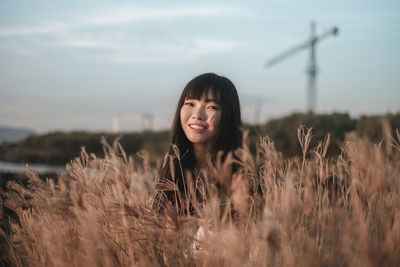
[189,123,207,132]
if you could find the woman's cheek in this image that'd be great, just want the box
[180,107,190,122]
[209,112,221,129]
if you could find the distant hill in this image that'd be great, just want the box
[0,126,35,144]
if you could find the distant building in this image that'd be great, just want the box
[141,113,153,132]
[112,116,120,133]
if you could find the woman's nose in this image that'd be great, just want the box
[192,106,206,120]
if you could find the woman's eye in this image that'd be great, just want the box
[208,105,220,110]
[184,102,194,106]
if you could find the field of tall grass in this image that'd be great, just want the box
[1,126,400,266]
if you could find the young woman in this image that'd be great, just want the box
[154,73,244,215]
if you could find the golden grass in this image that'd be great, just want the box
[2,127,400,267]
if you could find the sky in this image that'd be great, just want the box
[0,0,399,133]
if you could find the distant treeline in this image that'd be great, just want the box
[250,111,400,158]
[0,112,399,165]
[0,131,169,165]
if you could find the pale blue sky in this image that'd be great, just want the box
[1,0,399,133]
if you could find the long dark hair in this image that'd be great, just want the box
[155,73,243,213]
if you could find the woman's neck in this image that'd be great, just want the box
[193,143,208,169]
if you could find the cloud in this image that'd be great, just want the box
[13,48,39,57]
[52,34,245,58]
[188,38,241,55]
[102,37,244,64]
[83,5,242,26]
[0,5,248,64]
[0,22,74,36]
[63,39,106,48]
[0,5,243,36]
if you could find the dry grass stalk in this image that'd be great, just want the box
[1,127,399,266]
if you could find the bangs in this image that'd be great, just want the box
[185,85,221,104]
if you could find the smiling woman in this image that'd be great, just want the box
[153,73,243,215]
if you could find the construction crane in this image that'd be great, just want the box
[266,22,339,113]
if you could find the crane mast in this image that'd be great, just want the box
[308,22,317,113]
[266,22,338,113]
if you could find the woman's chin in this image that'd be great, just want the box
[188,137,209,145]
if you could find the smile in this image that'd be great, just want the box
[189,123,207,130]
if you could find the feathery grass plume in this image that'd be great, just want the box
[1,127,399,266]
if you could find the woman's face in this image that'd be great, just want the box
[180,91,221,146]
